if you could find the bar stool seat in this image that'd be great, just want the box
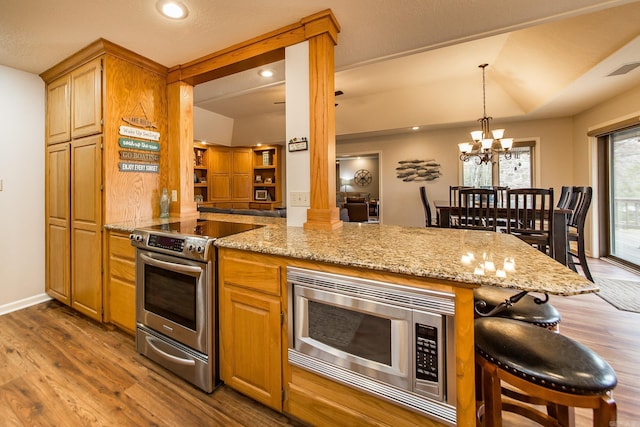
[474,286,561,330]
[475,317,617,426]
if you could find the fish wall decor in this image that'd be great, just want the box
[396,159,441,182]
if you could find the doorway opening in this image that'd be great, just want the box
[599,125,640,272]
[336,153,381,222]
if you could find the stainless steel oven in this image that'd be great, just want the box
[287,267,457,425]
[131,219,261,393]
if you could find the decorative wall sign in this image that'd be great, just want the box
[122,103,158,129]
[119,162,159,173]
[353,169,372,186]
[396,159,442,182]
[119,151,160,162]
[288,137,308,152]
[119,137,160,151]
[119,125,160,141]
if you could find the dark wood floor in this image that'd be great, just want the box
[0,258,637,426]
[502,258,640,426]
[0,301,297,426]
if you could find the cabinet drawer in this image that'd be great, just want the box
[109,233,135,260]
[221,255,281,296]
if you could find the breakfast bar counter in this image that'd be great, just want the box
[106,213,597,427]
[207,214,597,296]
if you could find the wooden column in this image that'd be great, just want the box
[167,81,198,217]
[303,12,342,230]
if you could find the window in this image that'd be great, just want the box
[603,125,640,269]
[462,142,534,188]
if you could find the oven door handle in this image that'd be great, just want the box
[145,335,197,367]
[139,252,203,276]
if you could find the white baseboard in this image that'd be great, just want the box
[0,293,53,316]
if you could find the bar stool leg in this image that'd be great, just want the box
[594,396,616,427]
[480,358,503,427]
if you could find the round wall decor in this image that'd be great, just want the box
[353,169,372,186]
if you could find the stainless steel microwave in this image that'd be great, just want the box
[287,267,457,425]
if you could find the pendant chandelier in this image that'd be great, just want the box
[458,64,513,165]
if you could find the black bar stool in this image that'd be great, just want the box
[475,317,617,426]
[474,286,561,330]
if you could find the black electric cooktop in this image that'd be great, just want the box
[145,219,263,239]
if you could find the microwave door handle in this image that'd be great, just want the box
[145,336,196,367]
[139,253,202,276]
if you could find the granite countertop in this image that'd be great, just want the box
[106,213,597,296]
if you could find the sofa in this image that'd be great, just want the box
[336,191,370,207]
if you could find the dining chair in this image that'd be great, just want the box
[506,188,555,254]
[419,186,435,227]
[449,186,472,227]
[556,185,572,209]
[566,186,593,282]
[456,188,498,231]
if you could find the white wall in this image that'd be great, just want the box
[0,65,49,314]
[285,41,310,227]
[193,106,234,146]
[338,117,574,227]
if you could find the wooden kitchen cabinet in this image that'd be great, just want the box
[45,58,102,144]
[42,39,168,326]
[70,135,103,320]
[45,135,102,319]
[219,249,283,411]
[45,143,71,303]
[70,59,102,139]
[46,75,71,144]
[105,230,136,333]
[208,146,252,205]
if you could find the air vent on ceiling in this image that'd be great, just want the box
[607,62,640,77]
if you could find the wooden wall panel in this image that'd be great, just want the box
[167,81,196,217]
[103,54,168,223]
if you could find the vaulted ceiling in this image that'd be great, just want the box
[2,0,640,144]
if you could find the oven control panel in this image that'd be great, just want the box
[415,324,438,383]
[147,234,185,252]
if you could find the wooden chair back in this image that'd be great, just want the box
[456,188,498,231]
[419,186,433,227]
[557,186,572,210]
[449,186,472,227]
[506,188,554,253]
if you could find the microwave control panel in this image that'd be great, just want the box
[415,323,439,382]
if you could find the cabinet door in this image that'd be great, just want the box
[71,135,103,321]
[210,148,231,201]
[231,148,252,200]
[71,58,102,139]
[106,231,136,333]
[46,75,71,144]
[220,285,282,411]
[46,143,71,303]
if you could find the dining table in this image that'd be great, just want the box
[434,200,572,266]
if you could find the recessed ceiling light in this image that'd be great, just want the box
[412,126,420,131]
[259,69,274,78]
[157,1,189,20]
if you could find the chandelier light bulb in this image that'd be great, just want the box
[492,129,505,140]
[458,142,472,153]
[501,138,514,150]
[471,130,484,142]
[481,139,493,151]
